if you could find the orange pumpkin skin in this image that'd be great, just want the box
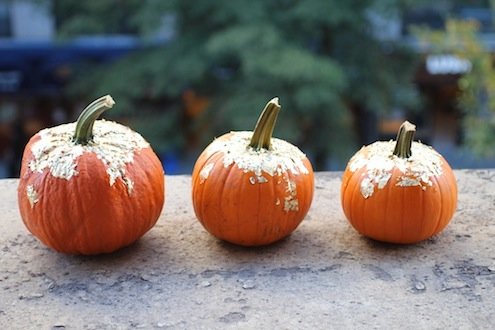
[341,140,457,244]
[17,99,164,255]
[192,132,314,246]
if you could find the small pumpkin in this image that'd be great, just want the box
[191,98,314,246]
[17,95,165,255]
[341,121,457,244]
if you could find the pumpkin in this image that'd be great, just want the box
[341,121,457,244]
[191,98,314,246]
[17,95,165,255]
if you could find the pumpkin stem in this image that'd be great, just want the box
[393,121,416,158]
[73,95,115,145]
[249,97,281,150]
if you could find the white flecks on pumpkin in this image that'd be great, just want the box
[349,140,444,198]
[257,175,268,183]
[359,169,393,199]
[283,178,299,212]
[249,175,268,185]
[199,163,214,184]
[396,176,423,188]
[360,177,375,199]
[28,120,149,188]
[123,177,134,195]
[204,131,309,178]
[26,185,39,208]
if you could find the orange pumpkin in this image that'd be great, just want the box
[341,121,457,244]
[17,95,165,255]
[192,98,314,246]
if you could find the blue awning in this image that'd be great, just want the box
[0,37,154,95]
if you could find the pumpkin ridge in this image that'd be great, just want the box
[427,174,442,237]
[292,165,310,221]
[29,176,49,249]
[263,173,276,236]
[193,152,223,225]
[433,172,451,236]
[301,168,314,217]
[399,182,406,243]
[448,169,458,218]
[257,182,271,243]
[191,163,206,223]
[72,171,93,254]
[199,160,226,235]
[237,170,252,244]
[215,163,237,239]
[340,168,353,218]
[130,153,162,235]
[195,147,224,184]
[361,174,369,237]
[305,165,315,215]
[347,169,362,232]
[342,171,354,225]
[418,181,425,240]
[383,173,393,240]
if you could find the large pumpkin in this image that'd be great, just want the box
[192,98,314,246]
[341,121,457,244]
[18,95,165,255]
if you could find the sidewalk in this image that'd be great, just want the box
[1,171,494,329]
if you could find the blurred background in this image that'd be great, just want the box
[1,0,495,177]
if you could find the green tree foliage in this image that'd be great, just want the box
[414,18,495,157]
[52,0,420,169]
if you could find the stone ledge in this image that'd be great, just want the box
[1,170,494,329]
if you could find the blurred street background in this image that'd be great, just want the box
[1,0,495,177]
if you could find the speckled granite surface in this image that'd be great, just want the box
[1,170,494,329]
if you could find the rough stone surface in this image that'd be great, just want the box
[1,170,494,329]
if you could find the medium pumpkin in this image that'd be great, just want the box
[341,121,457,244]
[191,98,314,246]
[17,95,165,255]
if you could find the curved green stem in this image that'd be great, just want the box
[73,95,115,145]
[393,121,416,158]
[249,97,281,150]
